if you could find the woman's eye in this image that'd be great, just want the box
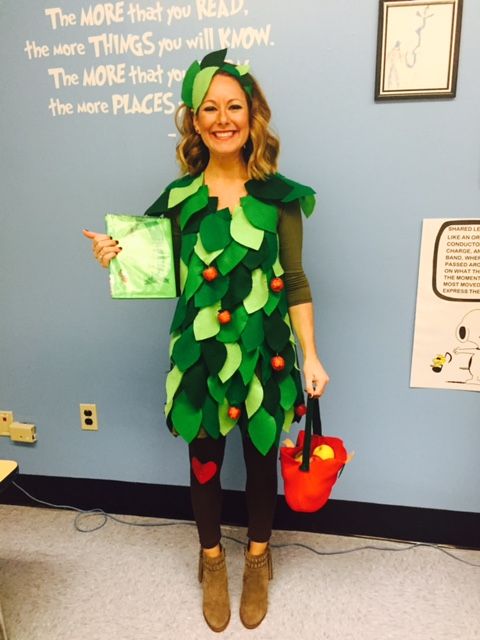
[203,106,216,112]
[230,104,242,110]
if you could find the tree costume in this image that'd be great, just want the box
[145,50,316,456]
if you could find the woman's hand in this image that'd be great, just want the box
[303,355,330,398]
[82,229,122,268]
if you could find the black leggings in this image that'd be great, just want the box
[188,434,278,549]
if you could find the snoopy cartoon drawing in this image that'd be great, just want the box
[453,309,480,384]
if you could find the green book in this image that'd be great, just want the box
[105,214,176,299]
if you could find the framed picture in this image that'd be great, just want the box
[375,0,463,100]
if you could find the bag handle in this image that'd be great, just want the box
[299,397,322,472]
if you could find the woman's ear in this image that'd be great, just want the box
[192,109,200,134]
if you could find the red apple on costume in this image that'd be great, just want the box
[271,355,285,371]
[295,404,307,417]
[227,406,242,421]
[270,277,284,292]
[218,310,232,325]
[203,266,219,282]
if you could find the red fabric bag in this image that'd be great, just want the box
[280,398,348,513]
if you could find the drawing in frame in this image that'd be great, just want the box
[375,0,463,101]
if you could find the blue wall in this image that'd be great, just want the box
[1,0,479,512]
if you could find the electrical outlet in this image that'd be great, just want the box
[0,410,14,437]
[80,404,98,431]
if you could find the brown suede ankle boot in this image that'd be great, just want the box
[198,545,231,632]
[239,544,273,629]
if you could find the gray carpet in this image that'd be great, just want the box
[0,504,479,640]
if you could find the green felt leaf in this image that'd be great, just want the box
[221,62,240,79]
[264,313,291,352]
[180,233,197,264]
[231,206,264,250]
[193,66,219,110]
[207,375,226,404]
[243,269,268,314]
[202,340,227,376]
[236,64,250,76]
[221,264,252,308]
[272,255,284,277]
[199,213,231,252]
[172,326,201,371]
[263,290,281,317]
[193,302,221,340]
[218,397,237,436]
[217,305,248,343]
[170,295,187,332]
[241,310,264,352]
[248,407,277,455]
[179,259,188,292]
[183,253,205,302]
[245,174,291,201]
[279,376,297,410]
[300,194,316,217]
[179,185,209,230]
[194,274,229,308]
[169,174,203,210]
[245,373,263,418]
[171,391,202,443]
[181,60,201,106]
[241,195,278,232]
[282,406,295,433]
[169,332,181,358]
[202,394,220,439]
[280,175,316,203]
[165,365,183,416]
[238,347,259,385]
[194,235,222,265]
[225,372,248,406]
[262,377,280,415]
[241,237,268,270]
[216,240,248,275]
[200,49,227,69]
[218,343,242,383]
[260,233,278,271]
[182,360,208,409]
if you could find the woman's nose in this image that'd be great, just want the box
[217,106,229,124]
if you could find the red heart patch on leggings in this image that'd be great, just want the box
[192,457,218,484]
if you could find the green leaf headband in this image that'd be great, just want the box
[181,48,253,112]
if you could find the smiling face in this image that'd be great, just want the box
[193,73,250,163]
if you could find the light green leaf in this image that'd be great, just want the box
[193,302,221,340]
[164,365,183,416]
[193,66,219,111]
[218,343,242,383]
[169,332,181,358]
[231,205,264,250]
[179,259,188,293]
[272,255,284,277]
[282,406,295,433]
[194,236,223,265]
[245,373,264,418]
[218,397,237,436]
[168,174,203,209]
[243,269,268,314]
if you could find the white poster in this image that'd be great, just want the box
[410,219,480,391]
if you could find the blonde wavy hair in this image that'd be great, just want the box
[175,73,280,181]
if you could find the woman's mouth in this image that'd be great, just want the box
[211,131,237,139]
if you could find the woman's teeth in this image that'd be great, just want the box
[212,131,236,139]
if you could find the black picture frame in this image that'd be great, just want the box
[375,0,463,101]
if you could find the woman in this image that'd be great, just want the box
[83,48,329,632]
